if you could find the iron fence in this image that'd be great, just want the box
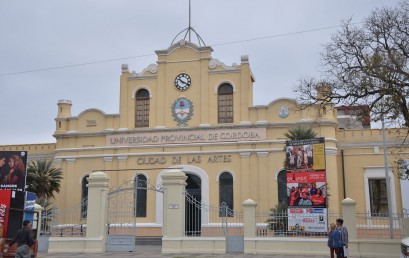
[255,209,408,239]
[40,199,87,237]
[256,210,341,237]
[356,211,408,239]
[184,191,243,237]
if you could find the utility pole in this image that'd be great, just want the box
[382,116,394,239]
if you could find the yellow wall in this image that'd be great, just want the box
[1,40,407,232]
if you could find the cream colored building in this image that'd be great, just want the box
[1,39,408,237]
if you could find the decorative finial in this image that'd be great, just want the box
[170,0,206,47]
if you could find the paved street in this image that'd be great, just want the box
[37,245,377,258]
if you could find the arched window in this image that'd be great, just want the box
[277,170,287,205]
[81,175,89,218]
[134,174,147,217]
[135,89,150,127]
[219,172,233,217]
[218,84,233,123]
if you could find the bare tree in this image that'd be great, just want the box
[294,1,409,127]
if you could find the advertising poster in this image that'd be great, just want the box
[288,208,328,232]
[0,189,12,238]
[23,192,36,223]
[0,151,28,192]
[285,138,327,232]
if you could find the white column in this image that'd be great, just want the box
[341,198,357,256]
[243,199,257,254]
[161,169,187,237]
[85,171,110,253]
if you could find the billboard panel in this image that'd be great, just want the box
[288,208,328,232]
[23,192,36,222]
[0,151,28,192]
[286,137,327,232]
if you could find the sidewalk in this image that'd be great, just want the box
[37,245,376,258]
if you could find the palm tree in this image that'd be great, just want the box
[284,126,317,141]
[26,159,63,205]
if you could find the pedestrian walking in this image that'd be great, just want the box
[5,219,34,258]
[336,218,349,258]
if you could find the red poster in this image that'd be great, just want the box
[286,138,327,211]
[0,189,11,238]
[287,171,326,183]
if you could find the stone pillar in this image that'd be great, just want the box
[243,199,257,254]
[341,198,357,256]
[161,169,187,253]
[85,172,109,253]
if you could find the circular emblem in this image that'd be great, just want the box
[279,106,289,118]
[174,73,191,91]
[172,97,194,126]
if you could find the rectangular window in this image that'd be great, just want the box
[369,179,388,216]
[218,94,233,123]
[136,98,149,127]
[135,188,147,217]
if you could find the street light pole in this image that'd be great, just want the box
[381,116,394,239]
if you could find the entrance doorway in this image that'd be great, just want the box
[185,173,201,235]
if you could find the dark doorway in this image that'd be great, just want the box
[277,170,288,205]
[185,173,201,236]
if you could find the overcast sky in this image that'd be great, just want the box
[0,0,401,145]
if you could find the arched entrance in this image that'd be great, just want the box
[185,173,201,235]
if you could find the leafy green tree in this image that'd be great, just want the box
[26,159,63,205]
[294,1,409,127]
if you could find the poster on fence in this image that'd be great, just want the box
[286,137,327,232]
[288,208,328,232]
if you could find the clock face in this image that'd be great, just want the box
[174,73,191,91]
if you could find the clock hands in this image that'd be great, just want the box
[177,77,188,86]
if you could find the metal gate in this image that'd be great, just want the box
[184,192,244,253]
[106,179,163,252]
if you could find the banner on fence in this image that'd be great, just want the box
[288,208,328,232]
[286,137,327,232]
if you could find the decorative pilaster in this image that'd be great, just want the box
[257,152,269,210]
[240,152,251,202]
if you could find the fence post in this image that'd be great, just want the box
[34,204,44,240]
[341,198,358,256]
[161,169,187,253]
[85,171,110,253]
[403,218,409,238]
[341,198,357,240]
[243,199,257,254]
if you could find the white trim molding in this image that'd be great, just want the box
[156,165,210,225]
[363,167,397,215]
[213,80,237,94]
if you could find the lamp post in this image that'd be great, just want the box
[381,116,394,238]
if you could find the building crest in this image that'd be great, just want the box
[279,106,289,118]
[172,97,194,126]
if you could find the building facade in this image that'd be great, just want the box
[1,39,408,236]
